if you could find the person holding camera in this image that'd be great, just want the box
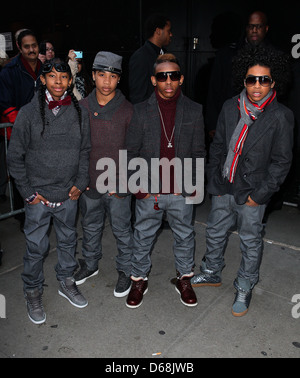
[67,49,93,100]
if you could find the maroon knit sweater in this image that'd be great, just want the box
[80,89,133,198]
[156,87,181,194]
[135,88,181,199]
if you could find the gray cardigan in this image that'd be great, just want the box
[207,95,294,205]
[7,93,91,202]
[125,91,206,197]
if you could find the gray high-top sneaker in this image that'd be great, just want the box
[58,277,88,308]
[232,277,252,317]
[25,288,46,325]
[114,271,132,298]
[190,262,222,287]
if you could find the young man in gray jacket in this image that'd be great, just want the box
[125,54,206,309]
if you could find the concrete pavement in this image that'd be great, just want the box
[0,196,300,359]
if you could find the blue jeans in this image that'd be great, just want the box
[203,194,266,286]
[131,194,195,278]
[22,199,78,292]
[79,193,133,275]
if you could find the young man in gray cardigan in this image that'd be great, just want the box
[7,60,91,324]
[125,54,206,309]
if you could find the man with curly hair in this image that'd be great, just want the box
[191,47,294,316]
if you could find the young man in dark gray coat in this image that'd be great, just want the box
[191,47,294,317]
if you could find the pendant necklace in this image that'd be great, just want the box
[157,104,175,148]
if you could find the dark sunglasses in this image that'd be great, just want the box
[155,71,181,82]
[246,23,265,30]
[42,62,71,74]
[244,75,273,87]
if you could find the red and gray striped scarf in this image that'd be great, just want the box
[223,88,276,183]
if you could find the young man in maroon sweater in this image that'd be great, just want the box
[75,52,134,298]
[125,54,206,308]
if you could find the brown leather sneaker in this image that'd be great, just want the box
[175,276,198,307]
[126,278,148,309]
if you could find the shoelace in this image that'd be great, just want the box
[177,278,192,292]
[28,295,43,311]
[64,281,82,298]
[235,290,249,303]
[133,280,146,292]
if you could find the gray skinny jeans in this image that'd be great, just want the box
[203,194,266,286]
[131,194,195,278]
[79,192,133,276]
[22,199,78,292]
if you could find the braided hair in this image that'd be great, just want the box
[39,59,82,136]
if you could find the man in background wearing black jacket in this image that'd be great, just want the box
[128,14,172,104]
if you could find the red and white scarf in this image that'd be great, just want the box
[223,88,276,183]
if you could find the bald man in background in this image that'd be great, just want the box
[206,10,271,138]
